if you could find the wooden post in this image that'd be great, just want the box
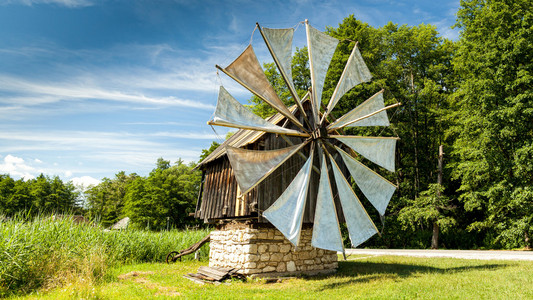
[437,145,444,187]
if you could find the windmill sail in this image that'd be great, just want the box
[325,45,372,119]
[329,90,389,130]
[261,27,296,92]
[336,146,396,216]
[334,135,397,172]
[311,152,344,252]
[226,142,307,195]
[222,45,304,129]
[306,23,339,122]
[209,86,307,137]
[263,146,315,246]
[207,21,400,253]
[329,153,378,248]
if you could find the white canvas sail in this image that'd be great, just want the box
[329,90,389,130]
[329,152,378,248]
[311,153,344,252]
[334,135,397,172]
[262,27,295,92]
[336,146,396,216]
[263,146,315,246]
[209,86,306,137]
[226,142,307,195]
[306,23,339,121]
[325,45,372,118]
[223,45,303,128]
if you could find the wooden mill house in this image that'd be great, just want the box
[195,101,340,276]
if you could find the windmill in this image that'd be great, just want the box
[200,20,399,260]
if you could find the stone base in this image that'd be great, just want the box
[209,222,338,276]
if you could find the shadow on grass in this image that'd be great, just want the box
[308,260,509,291]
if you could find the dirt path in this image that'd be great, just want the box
[342,249,533,261]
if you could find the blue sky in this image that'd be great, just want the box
[0,0,460,188]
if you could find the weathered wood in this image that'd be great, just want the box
[195,172,205,218]
[213,161,223,219]
[183,274,206,285]
[167,234,210,263]
[197,266,232,280]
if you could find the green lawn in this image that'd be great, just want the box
[14,255,533,300]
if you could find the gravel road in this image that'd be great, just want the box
[342,249,533,261]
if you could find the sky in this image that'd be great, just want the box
[0,0,460,188]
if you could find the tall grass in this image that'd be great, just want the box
[0,215,210,296]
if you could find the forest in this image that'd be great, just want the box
[0,0,531,250]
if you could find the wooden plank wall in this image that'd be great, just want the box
[196,133,323,223]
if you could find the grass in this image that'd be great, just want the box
[0,216,210,296]
[12,255,533,299]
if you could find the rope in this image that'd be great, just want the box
[249,24,258,45]
[294,21,305,31]
[209,124,225,143]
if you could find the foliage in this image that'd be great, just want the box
[85,171,138,227]
[86,158,201,230]
[0,174,80,217]
[324,16,458,249]
[327,17,457,199]
[448,0,533,248]
[124,159,201,230]
[199,141,221,162]
[0,215,210,296]
[398,184,456,233]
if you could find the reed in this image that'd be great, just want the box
[0,215,210,296]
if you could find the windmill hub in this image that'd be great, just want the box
[311,125,328,140]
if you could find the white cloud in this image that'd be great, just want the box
[71,176,100,188]
[0,129,217,178]
[0,40,256,122]
[0,130,220,151]
[0,75,216,110]
[0,0,94,8]
[0,155,36,180]
[433,18,460,40]
[228,14,240,33]
[152,131,221,140]
[4,154,24,165]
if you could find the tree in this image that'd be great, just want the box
[5,179,33,216]
[0,175,16,215]
[449,0,533,248]
[399,184,456,248]
[123,158,201,230]
[325,16,458,248]
[199,141,220,162]
[0,174,81,217]
[85,172,138,226]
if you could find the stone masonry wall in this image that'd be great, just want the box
[209,225,338,276]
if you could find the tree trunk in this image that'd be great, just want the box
[432,145,444,250]
[431,221,439,249]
